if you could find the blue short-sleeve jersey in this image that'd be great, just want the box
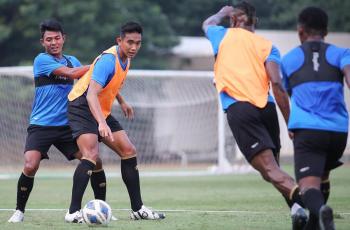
[281,43,350,132]
[91,46,128,88]
[206,26,278,111]
[30,53,81,126]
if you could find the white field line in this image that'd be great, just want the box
[0,208,349,215]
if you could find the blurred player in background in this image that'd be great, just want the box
[8,19,108,223]
[202,1,307,229]
[66,21,165,221]
[281,6,350,230]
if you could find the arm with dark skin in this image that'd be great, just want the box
[265,61,290,126]
[344,65,350,89]
[52,65,90,79]
[202,6,234,33]
[116,93,134,120]
[86,80,114,142]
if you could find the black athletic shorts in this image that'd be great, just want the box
[226,101,281,163]
[293,129,347,181]
[24,125,79,160]
[68,96,123,140]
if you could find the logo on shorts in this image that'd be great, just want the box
[251,142,259,149]
[87,170,93,176]
[299,167,310,173]
[20,186,28,191]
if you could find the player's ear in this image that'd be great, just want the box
[116,36,122,45]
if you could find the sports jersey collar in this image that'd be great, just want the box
[116,46,128,71]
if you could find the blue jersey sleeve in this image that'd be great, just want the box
[339,48,350,69]
[205,26,227,55]
[266,45,281,65]
[66,55,82,67]
[92,53,116,87]
[33,54,65,77]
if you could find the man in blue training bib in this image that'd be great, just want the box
[281,7,350,230]
[8,19,108,223]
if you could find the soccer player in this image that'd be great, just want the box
[202,2,306,229]
[66,21,165,221]
[8,19,108,223]
[281,7,350,230]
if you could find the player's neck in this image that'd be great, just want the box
[117,47,128,62]
[305,35,324,42]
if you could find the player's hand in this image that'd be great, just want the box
[120,102,134,120]
[98,121,114,142]
[218,6,234,17]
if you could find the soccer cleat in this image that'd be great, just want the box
[111,215,118,221]
[65,210,83,223]
[292,207,308,230]
[8,210,24,223]
[319,205,335,230]
[130,205,165,220]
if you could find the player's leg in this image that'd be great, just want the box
[55,126,107,201]
[293,129,343,230]
[226,102,306,229]
[102,115,164,220]
[9,125,51,223]
[8,150,42,223]
[66,97,100,222]
[68,133,99,215]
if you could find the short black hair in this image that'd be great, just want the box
[40,19,64,38]
[120,21,143,38]
[233,1,256,26]
[298,6,328,36]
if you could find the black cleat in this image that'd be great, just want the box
[319,205,335,230]
[292,208,308,230]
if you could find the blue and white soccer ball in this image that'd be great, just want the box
[82,199,112,226]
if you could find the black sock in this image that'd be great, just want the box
[90,169,106,201]
[321,180,330,203]
[121,157,143,211]
[302,188,324,218]
[285,187,304,208]
[69,159,95,213]
[16,173,34,212]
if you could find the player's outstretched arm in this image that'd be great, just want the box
[202,6,234,33]
[87,80,114,142]
[344,65,350,89]
[116,94,134,120]
[52,65,90,79]
[266,61,290,125]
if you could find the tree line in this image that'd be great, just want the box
[0,0,349,68]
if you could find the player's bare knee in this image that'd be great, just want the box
[121,144,137,158]
[24,161,39,175]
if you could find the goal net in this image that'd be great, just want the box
[0,67,349,174]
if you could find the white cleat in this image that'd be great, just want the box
[130,205,165,220]
[64,210,83,223]
[8,210,24,223]
[111,215,118,221]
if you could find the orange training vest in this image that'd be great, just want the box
[68,45,130,117]
[214,28,272,108]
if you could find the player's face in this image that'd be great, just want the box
[297,24,307,43]
[117,32,142,60]
[40,31,65,57]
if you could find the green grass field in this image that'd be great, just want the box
[1,165,349,230]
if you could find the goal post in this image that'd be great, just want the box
[1,67,349,174]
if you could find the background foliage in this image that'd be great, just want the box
[0,0,349,68]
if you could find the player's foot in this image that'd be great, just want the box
[292,207,308,230]
[8,210,24,223]
[319,205,335,230]
[65,210,83,223]
[111,215,118,221]
[130,205,165,220]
